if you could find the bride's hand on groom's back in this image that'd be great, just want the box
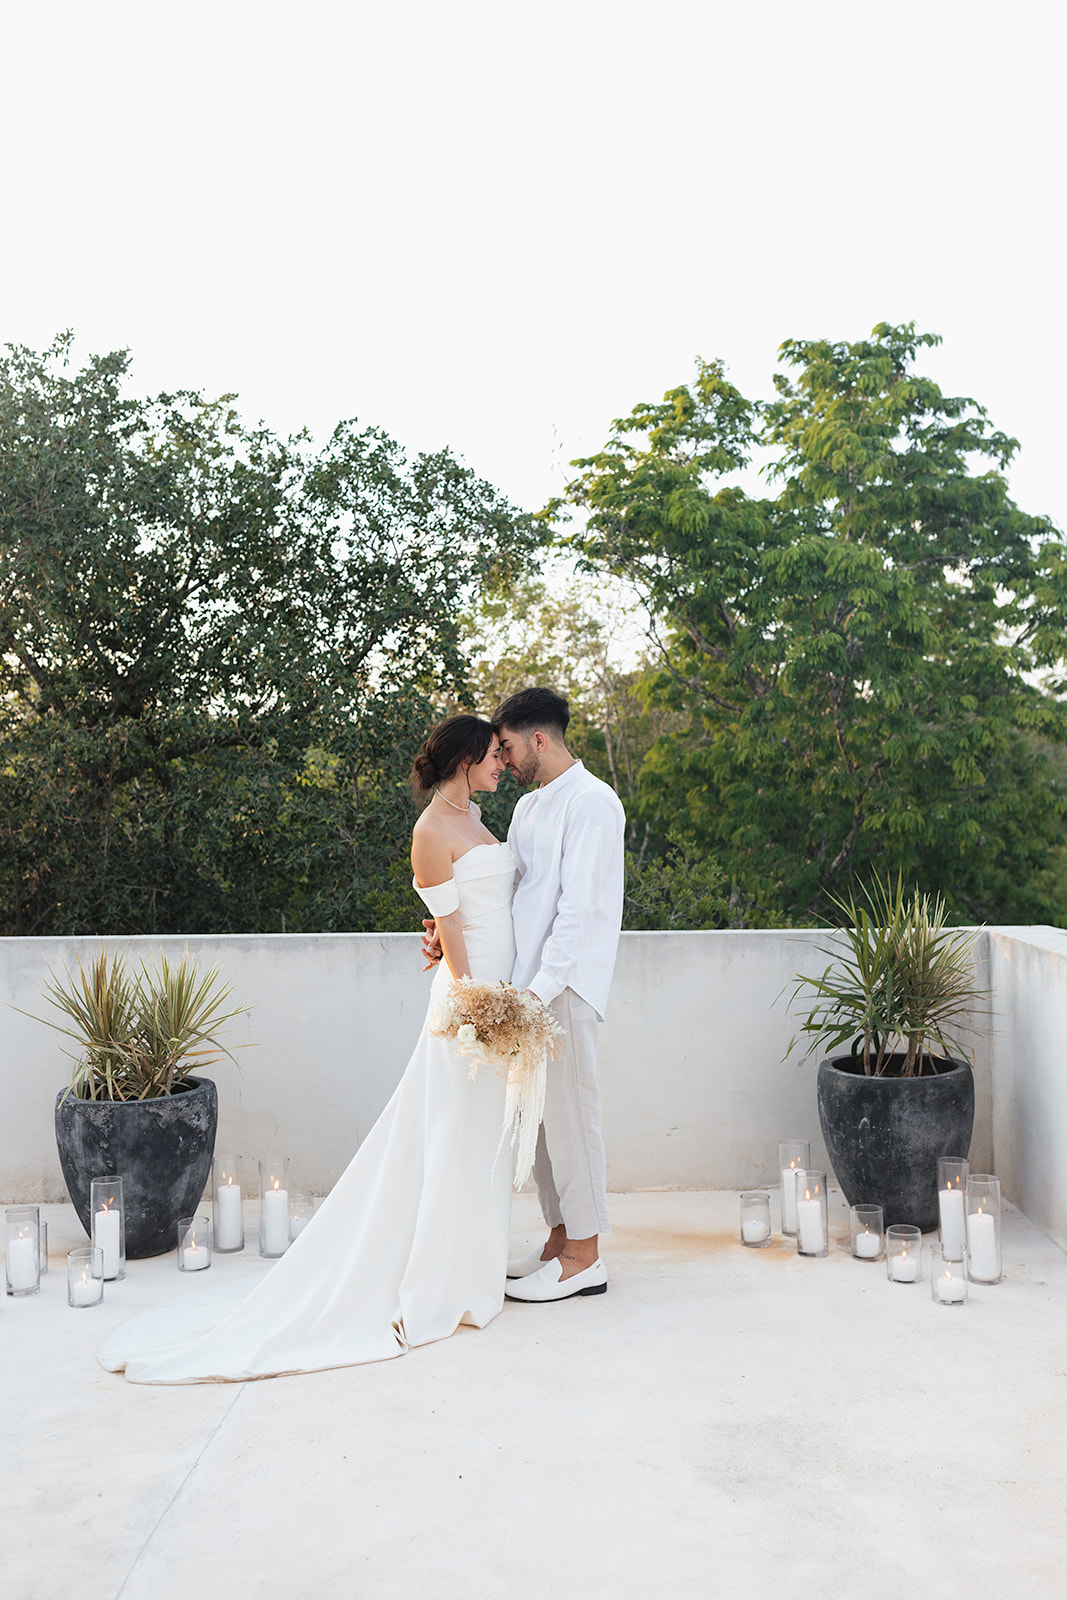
[421,918,442,970]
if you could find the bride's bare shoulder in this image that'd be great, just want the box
[411,809,456,887]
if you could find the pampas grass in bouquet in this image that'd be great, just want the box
[431,978,562,1187]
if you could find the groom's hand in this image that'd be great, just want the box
[421,918,442,970]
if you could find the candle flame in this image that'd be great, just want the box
[272,1177,280,1192]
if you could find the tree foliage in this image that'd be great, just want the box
[552,324,1067,925]
[0,335,538,934]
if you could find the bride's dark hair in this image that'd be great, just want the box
[410,714,494,797]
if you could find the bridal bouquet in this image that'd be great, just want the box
[431,978,562,1188]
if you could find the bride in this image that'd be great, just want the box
[99,715,518,1383]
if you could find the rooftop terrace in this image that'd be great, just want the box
[5,1189,1067,1599]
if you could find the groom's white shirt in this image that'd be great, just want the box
[508,761,625,1021]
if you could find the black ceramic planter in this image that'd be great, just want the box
[816,1055,974,1232]
[54,1076,218,1259]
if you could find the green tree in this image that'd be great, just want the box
[0,335,538,934]
[551,323,1067,924]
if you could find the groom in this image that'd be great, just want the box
[428,685,626,1302]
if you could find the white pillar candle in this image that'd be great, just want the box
[967,1209,998,1280]
[855,1229,880,1259]
[796,1196,826,1255]
[7,1233,38,1291]
[70,1273,99,1307]
[742,1219,770,1244]
[938,1187,966,1257]
[182,1244,210,1271]
[936,1267,966,1303]
[781,1166,801,1232]
[93,1208,121,1280]
[262,1187,289,1255]
[215,1183,243,1250]
[889,1252,919,1282]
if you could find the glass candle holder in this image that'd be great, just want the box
[90,1176,125,1281]
[6,1206,41,1296]
[886,1224,922,1283]
[965,1175,1002,1283]
[38,1220,48,1276]
[850,1204,884,1261]
[795,1170,828,1258]
[930,1243,968,1306]
[68,1246,104,1308]
[288,1192,315,1241]
[739,1191,772,1247]
[213,1155,244,1252]
[177,1215,213,1272]
[937,1156,969,1260]
[259,1156,290,1257]
[779,1140,810,1236]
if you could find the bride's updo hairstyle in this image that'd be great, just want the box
[410,714,494,798]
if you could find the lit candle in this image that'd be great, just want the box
[215,1181,243,1250]
[889,1251,919,1282]
[781,1164,802,1232]
[936,1264,966,1303]
[181,1226,210,1271]
[967,1208,998,1280]
[742,1219,770,1244]
[854,1229,880,1259]
[262,1182,289,1255]
[938,1185,966,1257]
[290,1214,311,1240]
[796,1186,826,1255]
[70,1271,100,1307]
[7,1232,38,1291]
[93,1207,121,1280]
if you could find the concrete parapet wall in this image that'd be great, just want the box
[0,925,1019,1208]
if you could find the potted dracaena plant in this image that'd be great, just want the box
[33,947,250,1258]
[788,875,986,1231]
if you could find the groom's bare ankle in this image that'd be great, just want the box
[542,1224,567,1261]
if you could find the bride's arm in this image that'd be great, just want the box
[411,830,472,981]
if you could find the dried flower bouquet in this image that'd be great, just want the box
[431,977,562,1187]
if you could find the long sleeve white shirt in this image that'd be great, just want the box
[508,761,626,1020]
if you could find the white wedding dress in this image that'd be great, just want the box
[99,843,516,1383]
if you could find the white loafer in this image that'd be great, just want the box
[504,1257,607,1302]
[506,1249,555,1279]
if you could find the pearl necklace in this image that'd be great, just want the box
[433,786,472,813]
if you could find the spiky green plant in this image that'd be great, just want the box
[30,947,250,1100]
[788,875,987,1076]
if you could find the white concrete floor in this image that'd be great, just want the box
[4,1190,1067,1600]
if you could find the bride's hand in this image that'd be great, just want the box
[421,918,442,971]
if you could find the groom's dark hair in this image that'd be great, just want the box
[492,686,570,741]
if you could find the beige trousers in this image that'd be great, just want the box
[532,988,610,1239]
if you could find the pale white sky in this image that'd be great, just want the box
[3,0,1064,529]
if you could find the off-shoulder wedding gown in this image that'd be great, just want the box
[99,842,516,1383]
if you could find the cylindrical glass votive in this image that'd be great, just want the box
[259,1156,290,1257]
[90,1176,125,1281]
[213,1155,244,1252]
[68,1246,104,1308]
[930,1243,968,1305]
[177,1215,212,1272]
[779,1140,810,1236]
[886,1224,922,1283]
[850,1204,884,1261]
[38,1220,48,1275]
[739,1191,772,1247]
[965,1175,1002,1283]
[795,1170,828,1258]
[6,1206,41,1296]
[937,1156,969,1260]
[288,1192,315,1241]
